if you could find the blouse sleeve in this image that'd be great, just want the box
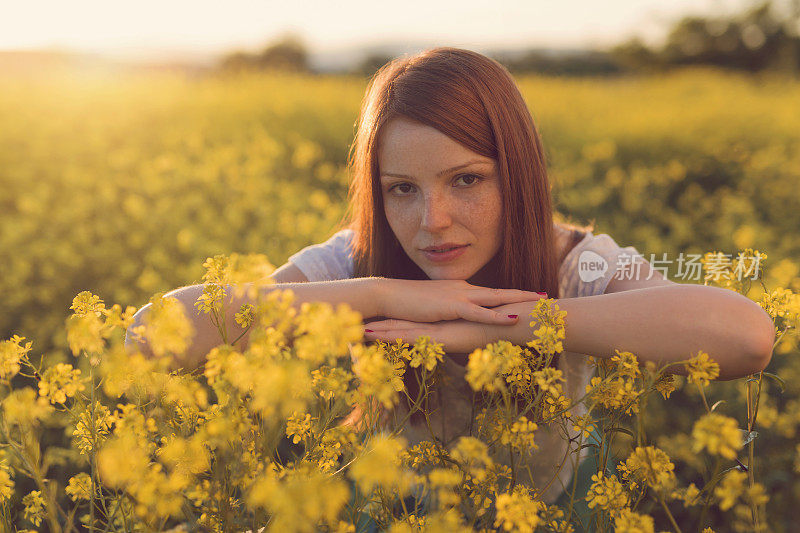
[558,231,646,298]
[287,229,355,282]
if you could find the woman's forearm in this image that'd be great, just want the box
[485,284,776,380]
[125,277,383,370]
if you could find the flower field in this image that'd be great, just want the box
[0,68,799,531]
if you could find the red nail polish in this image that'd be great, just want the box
[365,329,374,333]
[507,315,518,319]
[537,292,547,296]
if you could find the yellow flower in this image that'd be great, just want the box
[427,467,462,508]
[759,287,800,322]
[157,435,211,475]
[248,358,314,419]
[101,303,137,332]
[401,440,440,469]
[572,414,596,440]
[494,486,545,533]
[714,469,747,510]
[671,482,702,507]
[247,464,350,532]
[142,293,195,357]
[691,412,743,460]
[466,340,522,393]
[0,334,32,380]
[611,350,641,379]
[0,462,14,501]
[234,303,254,328]
[2,387,54,426]
[532,367,564,395]
[73,403,113,455]
[70,291,105,317]
[293,301,364,365]
[653,372,677,399]
[67,312,106,356]
[684,351,720,387]
[306,425,357,473]
[65,473,94,501]
[310,365,352,401]
[22,490,46,526]
[450,436,493,483]
[194,283,226,315]
[407,335,445,371]
[201,254,231,285]
[612,508,654,533]
[97,433,151,489]
[585,472,629,516]
[286,412,315,445]
[499,416,539,455]
[351,343,404,408]
[349,433,408,493]
[527,324,565,357]
[585,376,641,416]
[618,446,677,493]
[38,363,86,404]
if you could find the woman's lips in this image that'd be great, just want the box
[422,244,469,263]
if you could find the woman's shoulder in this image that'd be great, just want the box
[555,223,644,298]
[286,227,355,282]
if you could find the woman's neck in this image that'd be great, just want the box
[467,252,501,288]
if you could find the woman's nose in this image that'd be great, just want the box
[419,193,453,232]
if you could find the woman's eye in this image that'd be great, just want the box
[390,183,415,194]
[388,174,481,195]
[456,174,481,186]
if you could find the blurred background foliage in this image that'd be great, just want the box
[2,0,800,529]
[213,0,800,77]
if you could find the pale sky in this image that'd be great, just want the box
[1,0,756,59]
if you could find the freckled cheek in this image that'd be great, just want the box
[461,195,502,240]
[384,201,419,241]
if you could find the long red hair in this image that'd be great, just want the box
[335,47,592,430]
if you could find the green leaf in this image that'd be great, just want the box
[762,372,785,394]
[604,426,635,439]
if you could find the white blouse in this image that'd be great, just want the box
[288,226,644,503]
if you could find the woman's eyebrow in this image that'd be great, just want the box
[380,159,493,180]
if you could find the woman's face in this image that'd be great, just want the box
[377,117,503,281]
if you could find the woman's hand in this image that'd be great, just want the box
[363,317,491,354]
[376,278,546,326]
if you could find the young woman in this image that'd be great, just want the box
[128,47,775,514]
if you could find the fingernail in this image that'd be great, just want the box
[537,292,548,296]
[507,314,518,319]
[364,329,374,333]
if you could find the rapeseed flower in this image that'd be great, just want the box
[618,445,677,493]
[349,433,408,493]
[585,472,629,516]
[38,362,86,404]
[22,490,46,526]
[65,472,93,501]
[612,508,655,533]
[407,335,445,371]
[494,485,545,533]
[0,462,13,501]
[0,334,31,380]
[692,412,743,460]
[685,351,720,387]
[351,343,404,408]
[2,387,54,426]
[142,293,195,357]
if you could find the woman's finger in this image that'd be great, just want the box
[364,319,419,331]
[364,328,423,342]
[466,288,548,307]
[460,303,521,325]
